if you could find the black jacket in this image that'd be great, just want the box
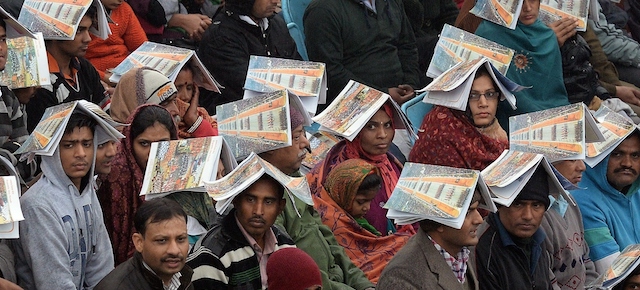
[475,213,554,290]
[95,251,194,290]
[198,11,300,113]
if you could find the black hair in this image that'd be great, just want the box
[134,198,187,236]
[236,174,285,202]
[0,18,6,31]
[64,112,97,135]
[130,106,178,146]
[357,173,382,193]
[84,2,98,24]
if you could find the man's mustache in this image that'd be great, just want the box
[161,254,184,263]
[614,167,638,175]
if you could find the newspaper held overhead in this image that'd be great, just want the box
[538,0,597,31]
[588,244,640,289]
[243,55,327,115]
[0,32,50,89]
[18,0,112,40]
[586,105,638,168]
[313,80,416,142]
[0,155,24,239]
[109,41,221,92]
[385,163,496,228]
[427,24,514,79]
[140,136,237,199]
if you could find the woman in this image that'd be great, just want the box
[475,0,569,128]
[308,103,413,236]
[314,159,411,282]
[409,66,509,170]
[97,104,178,265]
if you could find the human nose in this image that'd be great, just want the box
[576,160,586,172]
[253,202,264,216]
[521,205,534,221]
[621,155,633,167]
[167,238,181,255]
[75,144,87,158]
[376,126,388,139]
[82,30,91,43]
[477,95,488,107]
[300,132,310,148]
[522,0,532,11]
[470,209,483,225]
[107,142,117,157]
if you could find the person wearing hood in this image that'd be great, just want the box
[13,112,115,289]
[197,0,300,113]
[573,132,640,273]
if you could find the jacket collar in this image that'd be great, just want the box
[132,251,194,290]
[418,230,478,289]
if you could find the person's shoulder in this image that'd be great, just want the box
[95,259,140,290]
[272,225,295,245]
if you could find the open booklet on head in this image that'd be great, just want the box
[18,0,111,40]
[139,136,237,199]
[204,152,312,216]
[15,100,123,161]
[0,155,24,239]
[420,57,525,112]
[312,80,416,141]
[108,41,221,92]
[385,163,496,228]
[509,102,604,162]
[586,105,639,168]
[588,244,640,289]
[217,89,312,160]
[243,55,326,115]
[427,24,515,79]
[470,0,595,30]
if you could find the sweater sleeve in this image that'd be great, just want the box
[17,204,79,289]
[186,245,230,289]
[121,3,148,53]
[589,1,640,67]
[576,194,622,265]
[83,200,115,289]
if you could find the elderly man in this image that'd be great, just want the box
[476,167,557,289]
[95,198,193,289]
[573,132,640,272]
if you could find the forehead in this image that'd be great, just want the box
[62,126,94,140]
[144,216,187,236]
[367,110,391,123]
[136,123,171,140]
[242,179,281,199]
[615,135,640,152]
[78,14,93,27]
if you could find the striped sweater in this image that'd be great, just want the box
[187,210,295,290]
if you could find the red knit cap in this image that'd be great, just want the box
[267,247,322,290]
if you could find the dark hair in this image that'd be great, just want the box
[473,65,497,86]
[0,18,6,30]
[358,173,382,192]
[616,266,640,290]
[134,198,187,236]
[236,175,285,202]
[130,105,178,145]
[64,112,97,135]
[84,2,98,24]
[419,219,442,233]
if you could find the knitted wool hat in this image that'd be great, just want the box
[515,166,551,209]
[289,104,305,129]
[136,68,178,105]
[267,247,322,290]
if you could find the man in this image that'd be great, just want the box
[26,7,110,132]
[304,0,420,110]
[476,167,557,289]
[573,133,640,272]
[197,0,300,113]
[542,160,599,289]
[261,106,375,289]
[14,112,114,289]
[187,175,295,289]
[95,198,193,290]
[377,196,483,289]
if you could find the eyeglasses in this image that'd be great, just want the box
[469,91,501,101]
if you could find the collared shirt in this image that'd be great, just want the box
[46,52,80,89]
[428,234,470,283]
[236,216,277,289]
[142,260,183,290]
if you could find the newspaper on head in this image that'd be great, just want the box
[18,0,112,40]
[585,105,638,168]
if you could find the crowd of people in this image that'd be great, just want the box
[0,0,639,289]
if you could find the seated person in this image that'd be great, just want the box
[174,64,218,138]
[542,160,598,289]
[408,65,508,170]
[266,248,323,290]
[308,103,414,236]
[86,0,147,86]
[475,0,570,128]
[614,266,640,290]
[130,0,212,45]
[95,198,193,289]
[186,175,295,289]
[377,192,483,289]
[476,167,557,289]
[313,158,411,282]
[110,67,216,137]
[573,132,640,272]
[98,104,178,265]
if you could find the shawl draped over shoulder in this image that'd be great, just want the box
[475,19,569,128]
[310,159,411,283]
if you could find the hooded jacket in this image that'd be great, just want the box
[14,139,114,289]
[197,1,300,113]
[572,155,640,265]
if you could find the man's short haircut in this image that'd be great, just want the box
[134,198,187,236]
[84,2,97,24]
[419,191,483,233]
[64,112,97,135]
[236,175,285,202]
[130,105,178,144]
[0,18,6,30]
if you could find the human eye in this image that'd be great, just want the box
[611,151,622,158]
[632,153,640,159]
[97,143,105,149]
[365,123,377,130]
[469,92,480,100]
[487,91,500,99]
[177,236,188,243]
[139,141,150,147]
[155,238,167,244]
[62,143,74,149]
[383,121,392,129]
[83,141,93,148]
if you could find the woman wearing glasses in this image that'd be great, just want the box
[408,66,508,170]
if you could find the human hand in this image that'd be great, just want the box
[100,80,115,96]
[182,14,212,41]
[615,85,640,106]
[548,17,578,47]
[183,88,201,127]
[0,278,23,290]
[103,70,116,87]
[388,84,415,105]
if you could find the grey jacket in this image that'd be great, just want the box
[589,0,640,67]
